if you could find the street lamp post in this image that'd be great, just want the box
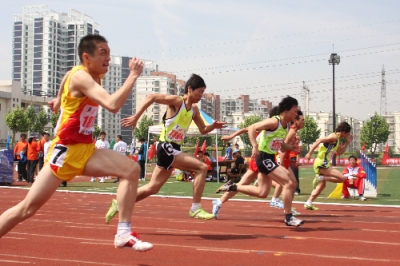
[329,53,340,132]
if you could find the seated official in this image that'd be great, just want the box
[342,155,367,201]
[227,150,245,176]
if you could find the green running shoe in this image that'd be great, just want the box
[189,207,215,220]
[106,199,119,224]
[304,203,319,211]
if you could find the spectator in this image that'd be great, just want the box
[138,138,147,181]
[204,152,215,181]
[37,132,50,171]
[342,155,367,201]
[26,134,39,183]
[226,150,245,179]
[233,143,240,153]
[14,134,28,182]
[224,142,233,160]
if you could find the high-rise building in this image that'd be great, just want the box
[220,95,272,123]
[12,5,99,97]
[200,93,220,120]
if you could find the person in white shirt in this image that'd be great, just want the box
[91,131,110,183]
[113,135,128,183]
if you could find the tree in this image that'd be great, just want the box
[4,107,29,147]
[32,106,49,133]
[92,125,101,140]
[50,111,60,128]
[360,112,389,156]
[298,116,321,152]
[133,115,154,140]
[25,104,37,133]
[238,115,263,148]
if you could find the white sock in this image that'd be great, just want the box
[191,203,201,212]
[117,222,131,237]
[271,197,278,202]
[306,200,312,206]
[216,199,222,206]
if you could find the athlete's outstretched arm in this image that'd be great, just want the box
[192,105,226,134]
[72,57,144,113]
[305,134,337,159]
[221,128,249,142]
[121,94,182,129]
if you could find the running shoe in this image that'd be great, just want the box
[189,208,215,220]
[100,177,105,183]
[285,216,305,227]
[114,232,153,251]
[106,199,119,224]
[270,199,284,209]
[212,200,221,219]
[359,196,366,201]
[292,207,301,216]
[304,203,319,210]
[215,180,236,193]
[90,177,96,182]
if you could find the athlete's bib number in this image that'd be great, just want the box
[50,144,68,167]
[79,105,98,135]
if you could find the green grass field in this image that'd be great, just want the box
[50,166,400,206]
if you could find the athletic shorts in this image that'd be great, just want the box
[45,136,96,181]
[256,151,280,175]
[248,157,259,173]
[156,142,182,170]
[313,158,330,175]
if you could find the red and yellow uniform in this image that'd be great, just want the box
[45,65,101,180]
[342,163,366,198]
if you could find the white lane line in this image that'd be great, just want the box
[80,241,400,263]
[0,254,129,266]
[0,259,30,264]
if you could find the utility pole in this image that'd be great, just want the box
[302,81,310,116]
[380,65,387,116]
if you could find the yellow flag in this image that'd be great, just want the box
[328,183,343,199]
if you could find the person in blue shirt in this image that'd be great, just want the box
[224,142,233,160]
[138,138,147,181]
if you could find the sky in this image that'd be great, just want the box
[1,0,399,120]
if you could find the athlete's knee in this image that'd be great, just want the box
[19,202,40,220]
[145,183,162,195]
[124,162,140,180]
[194,163,208,175]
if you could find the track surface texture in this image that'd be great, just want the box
[1,188,400,266]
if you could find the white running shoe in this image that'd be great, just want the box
[270,199,284,209]
[285,216,305,227]
[100,177,105,183]
[114,232,153,251]
[90,177,96,182]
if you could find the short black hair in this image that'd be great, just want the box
[336,122,351,133]
[184,74,206,94]
[269,106,279,117]
[78,34,108,63]
[296,110,303,120]
[116,135,122,140]
[20,134,27,138]
[139,138,145,142]
[204,152,210,156]
[348,155,357,161]
[278,96,298,114]
[100,131,106,136]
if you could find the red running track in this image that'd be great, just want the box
[1,188,400,266]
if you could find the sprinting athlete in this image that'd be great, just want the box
[0,34,152,251]
[213,108,303,219]
[113,135,128,183]
[304,122,353,210]
[217,96,304,227]
[105,74,226,224]
[92,131,110,183]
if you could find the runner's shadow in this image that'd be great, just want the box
[291,227,358,232]
[327,209,377,213]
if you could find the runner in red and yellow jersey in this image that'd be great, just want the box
[0,34,152,252]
